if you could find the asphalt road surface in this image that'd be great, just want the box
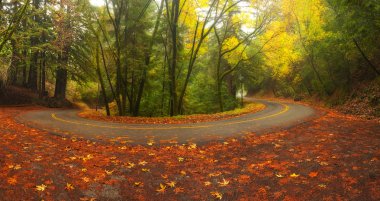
[16,99,317,144]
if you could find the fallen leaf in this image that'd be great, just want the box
[211,191,223,200]
[290,173,300,178]
[82,177,90,183]
[105,169,114,175]
[156,183,166,194]
[138,161,148,166]
[65,183,75,191]
[173,187,184,194]
[166,181,176,188]
[36,184,47,191]
[275,173,284,178]
[308,172,318,178]
[142,168,150,172]
[204,181,212,186]
[7,177,17,185]
[218,178,230,186]
[161,174,168,179]
[208,172,222,177]
[127,162,135,168]
[188,143,197,149]
[134,182,143,187]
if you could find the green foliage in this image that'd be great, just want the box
[3,0,378,115]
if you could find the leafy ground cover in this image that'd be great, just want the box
[0,106,379,200]
[78,102,265,124]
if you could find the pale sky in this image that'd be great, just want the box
[90,0,105,7]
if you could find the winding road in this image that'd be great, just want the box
[16,99,317,144]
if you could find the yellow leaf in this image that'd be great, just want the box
[218,178,230,187]
[275,173,284,178]
[211,191,223,200]
[138,161,148,166]
[127,162,135,168]
[178,157,184,162]
[204,181,212,186]
[105,169,114,175]
[156,183,167,194]
[82,177,90,183]
[188,143,197,149]
[134,182,143,187]
[82,154,93,162]
[208,172,222,177]
[141,168,150,172]
[36,184,47,191]
[166,181,176,188]
[119,146,127,150]
[14,164,21,170]
[65,183,75,191]
[81,168,87,172]
[290,173,300,178]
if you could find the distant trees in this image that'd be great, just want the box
[253,0,379,100]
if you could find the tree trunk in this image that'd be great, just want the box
[216,54,224,112]
[28,51,38,90]
[22,50,27,87]
[96,46,110,116]
[54,53,68,100]
[133,69,146,116]
[353,39,380,76]
[134,0,164,116]
[28,0,40,91]
[8,39,18,84]
[168,0,180,116]
[39,51,46,97]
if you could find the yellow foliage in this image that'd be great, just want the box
[222,36,247,66]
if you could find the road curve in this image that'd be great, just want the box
[16,99,317,144]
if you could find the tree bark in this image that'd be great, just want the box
[22,50,27,87]
[28,51,38,90]
[168,0,180,116]
[39,51,46,97]
[8,39,18,84]
[54,53,68,100]
[353,39,380,76]
[27,0,41,91]
[96,46,110,116]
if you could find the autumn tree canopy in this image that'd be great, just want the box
[0,0,379,116]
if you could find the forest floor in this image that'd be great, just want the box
[0,106,380,200]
